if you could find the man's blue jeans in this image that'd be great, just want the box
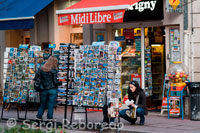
[119,107,145,124]
[36,88,57,119]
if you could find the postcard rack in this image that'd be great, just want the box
[66,43,122,126]
[1,46,43,121]
[54,43,78,121]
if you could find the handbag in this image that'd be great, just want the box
[34,69,42,92]
[126,95,139,119]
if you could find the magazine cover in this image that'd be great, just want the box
[108,98,119,118]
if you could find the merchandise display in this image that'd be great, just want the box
[55,43,78,105]
[145,46,152,92]
[121,46,141,98]
[73,43,122,107]
[3,45,43,104]
[151,45,164,99]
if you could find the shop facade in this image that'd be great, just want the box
[85,0,184,109]
[0,0,192,110]
[56,0,186,109]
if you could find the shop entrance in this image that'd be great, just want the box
[115,26,166,110]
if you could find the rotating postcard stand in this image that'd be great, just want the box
[54,43,80,126]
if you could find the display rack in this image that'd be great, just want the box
[144,46,152,91]
[151,44,164,100]
[121,46,141,99]
[1,47,29,120]
[1,45,43,121]
[53,43,79,122]
[66,42,122,125]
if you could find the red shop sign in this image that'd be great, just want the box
[123,28,134,39]
[58,10,125,25]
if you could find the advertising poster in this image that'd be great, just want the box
[169,97,180,116]
[170,28,181,63]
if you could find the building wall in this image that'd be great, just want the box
[35,7,49,45]
[27,0,83,48]
[187,0,200,81]
[162,0,184,71]
[5,30,23,47]
[49,2,56,45]
[0,31,5,89]
[54,0,82,48]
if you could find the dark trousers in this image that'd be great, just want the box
[119,107,145,124]
[36,88,57,119]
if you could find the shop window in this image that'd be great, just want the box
[23,36,30,44]
[115,26,166,110]
[70,33,83,46]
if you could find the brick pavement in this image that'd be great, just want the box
[0,106,200,133]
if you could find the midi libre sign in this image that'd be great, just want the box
[58,10,125,25]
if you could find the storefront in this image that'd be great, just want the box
[58,0,170,107]
[56,0,184,110]
[57,0,183,110]
[112,0,167,109]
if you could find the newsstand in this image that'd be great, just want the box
[186,82,200,120]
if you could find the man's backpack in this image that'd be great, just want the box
[34,69,42,92]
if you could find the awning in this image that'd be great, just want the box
[0,0,53,30]
[56,0,140,25]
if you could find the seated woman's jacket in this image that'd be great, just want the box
[128,91,147,110]
[40,69,62,90]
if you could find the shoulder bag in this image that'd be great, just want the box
[34,69,42,92]
[126,95,139,119]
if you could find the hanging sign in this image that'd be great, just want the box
[135,36,141,51]
[49,44,56,48]
[30,46,41,51]
[166,0,182,13]
[19,44,29,49]
[124,0,163,21]
[123,28,134,39]
[115,36,125,41]
[58,10,125,25]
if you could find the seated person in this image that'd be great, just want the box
[119,80,147,125]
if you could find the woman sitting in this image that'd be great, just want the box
[119,80,147,125]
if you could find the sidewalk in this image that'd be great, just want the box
[0,106,200,133]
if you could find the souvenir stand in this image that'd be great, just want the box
[1,45,43,121]
[53,43,79,123]
[66,41,122,129]
[166,62,189,120]
[23,46,44,119]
